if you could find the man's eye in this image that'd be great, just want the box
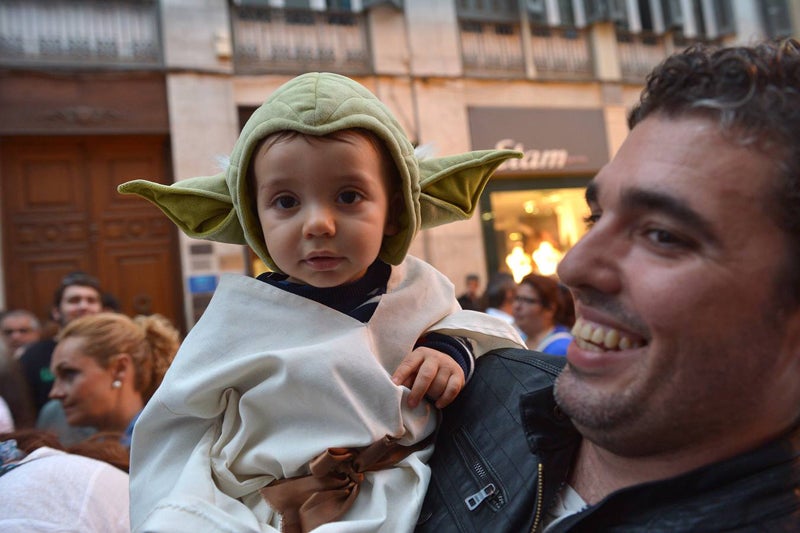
[338,191,363,205]
[583,212,601,228]
[644,228,688,248]
[273,196,298,209]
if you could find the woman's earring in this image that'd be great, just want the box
[112,380,122,389]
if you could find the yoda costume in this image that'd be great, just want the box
[120,72,524,533]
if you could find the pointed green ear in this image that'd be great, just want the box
[418,149,521,229]
[118,174,247,245]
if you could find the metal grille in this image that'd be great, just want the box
[0,0,162,68]
[459,20,525,77]
[616,29,667,83]
[231,6,370,75]
[529,26,592,80]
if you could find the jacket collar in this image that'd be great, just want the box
[524,391,800,531]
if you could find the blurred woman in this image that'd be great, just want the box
[0,343,35,432]
[0,428,130,532]
[512,274,575,356]
[49,312,179,446]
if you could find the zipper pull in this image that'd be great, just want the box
[464,483,496,511]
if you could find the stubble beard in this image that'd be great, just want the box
[552,364,678,457]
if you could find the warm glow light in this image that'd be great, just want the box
[505,245,532,283]
[523,200,536,214]
[532,241,563,276]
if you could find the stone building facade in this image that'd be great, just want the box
[1,0,797,329]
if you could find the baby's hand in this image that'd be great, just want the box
[392,347,465,409]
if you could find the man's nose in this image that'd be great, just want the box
[557,223,623,295]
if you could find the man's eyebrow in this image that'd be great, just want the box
[621,187,719,244]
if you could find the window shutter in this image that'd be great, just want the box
[362,0,403,9]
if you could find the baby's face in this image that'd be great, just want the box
[252,132,398,287]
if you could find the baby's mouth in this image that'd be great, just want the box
[571,317,647,352]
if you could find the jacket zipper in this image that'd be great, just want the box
[454,431,505,511]
[529,462,544,533]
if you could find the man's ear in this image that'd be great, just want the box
[51,306,61,324]
[384,192,403,237]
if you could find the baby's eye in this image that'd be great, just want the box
[273,195,298,209]
[338,191,363,205]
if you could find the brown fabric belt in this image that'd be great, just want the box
[260,434,433,533]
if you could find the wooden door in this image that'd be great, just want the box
[1,136,184,331]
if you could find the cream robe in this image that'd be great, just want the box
[130,256,523,533]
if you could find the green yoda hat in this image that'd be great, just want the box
[118,72,521,273]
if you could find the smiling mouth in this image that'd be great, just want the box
[571,317,646,352]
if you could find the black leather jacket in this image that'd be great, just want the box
[416,348,800,532]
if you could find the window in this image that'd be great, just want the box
[623,0,734,39]
[760,0,793,38]
[457,0,520,22]
[582,0,627,25]
[481,183,591,277]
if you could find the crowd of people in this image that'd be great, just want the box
[1,37,798,532]
[0,272,182,531]
[455,271,576,356]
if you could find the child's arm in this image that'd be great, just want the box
[391,309,528,410]
[392,333,472,409]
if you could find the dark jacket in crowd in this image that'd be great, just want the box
[416,349,800,532]
[18,339,57,415]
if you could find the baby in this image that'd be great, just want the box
[120,72,524,533]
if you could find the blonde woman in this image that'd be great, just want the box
[49,312,179,446]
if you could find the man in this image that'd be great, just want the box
[457,273,482,311]
[18,272,104,415]
[0,309,41,358]
[417,39,800,531]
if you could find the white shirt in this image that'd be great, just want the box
[0,447,130,532]
[542,484,587,531]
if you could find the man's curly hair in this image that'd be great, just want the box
[629,39,800,306]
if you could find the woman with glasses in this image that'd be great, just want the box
[512,273,575,356]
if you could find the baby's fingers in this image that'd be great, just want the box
[407,360,437,409]
[392,350,423,388]
[434,374,464,409]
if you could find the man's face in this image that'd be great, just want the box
[555,115,800,457]
[1,315,40,352]
[466,278,480,296]
[54,285,103,326]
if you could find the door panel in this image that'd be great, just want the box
[1,136,184,331]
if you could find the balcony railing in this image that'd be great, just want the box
[459,20,525,77]
[529,26,592,80]
[231,6,370,75]
[617,30,667,83]
[0,0,161,68]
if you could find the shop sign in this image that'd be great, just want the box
[469,107,609,175]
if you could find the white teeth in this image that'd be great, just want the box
[575,337,603,352]
[571,318,644,351]
[604,329,619,347]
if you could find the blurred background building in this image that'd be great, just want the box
[1,0,797,330]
